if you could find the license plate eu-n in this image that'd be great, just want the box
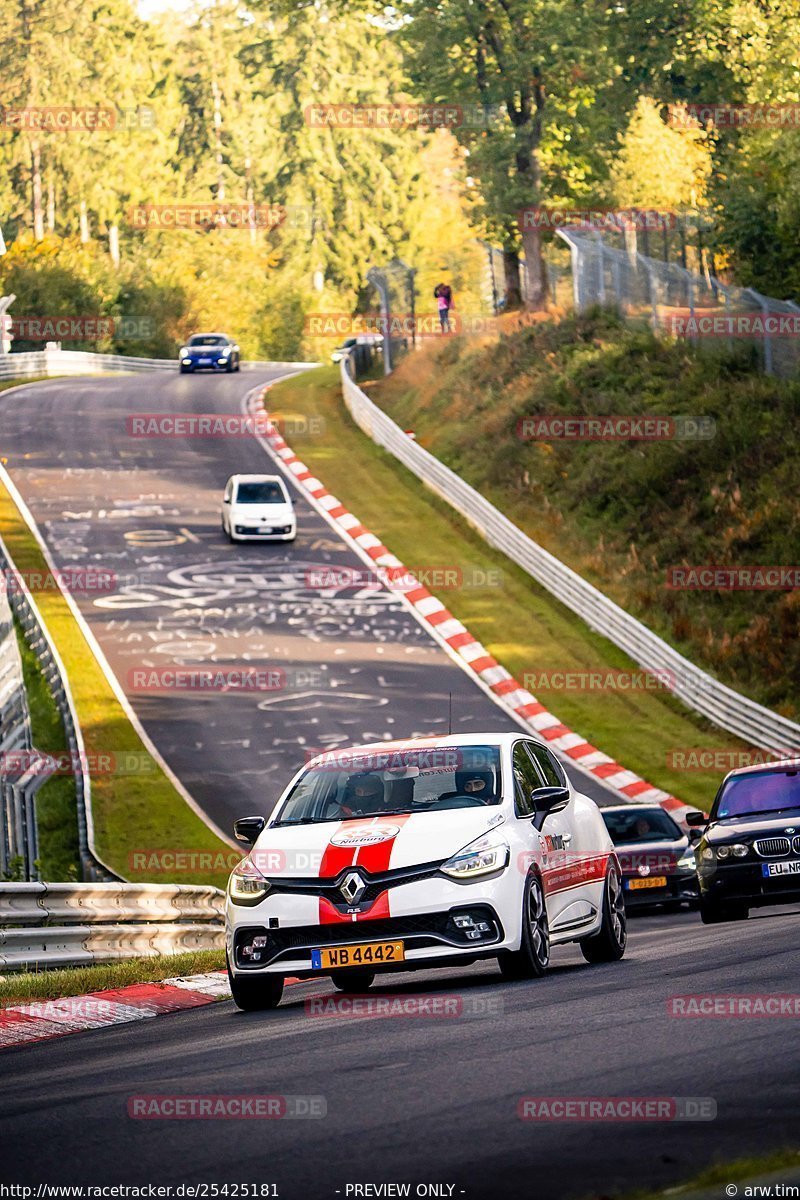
[762,860,800,878]
[626,876,668,890]
[310,940,405,970]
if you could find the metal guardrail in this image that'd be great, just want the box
[0,535,117,883]
[0,349,318,380]
[0,579,54,880]
[0,882,225,970]
[339,357,800,756]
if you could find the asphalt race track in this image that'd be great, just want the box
[2,370,799,1198]
[0,368,618,835]
[2,907,800,1197]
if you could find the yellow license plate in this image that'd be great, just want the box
[311,940,405,970]
[628,876,668,890]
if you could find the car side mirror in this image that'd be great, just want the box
[234,816,266,845]
[223,496,231,504]
[687,828,703,845]
[685,810,707,827]
[529,786,570,830]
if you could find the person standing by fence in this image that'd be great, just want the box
[434,281,453,333]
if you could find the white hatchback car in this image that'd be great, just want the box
[226,733,626,1010]
[222,474,296,543]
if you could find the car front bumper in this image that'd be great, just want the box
[226,873,521,977]
[698,858,800,907]
[622,869,699,908]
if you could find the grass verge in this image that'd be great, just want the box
[265,366,750,812]
[0,472,235,888]
[373,316,799,720]
[626,1148,800,1199]
[0,949,226,1005]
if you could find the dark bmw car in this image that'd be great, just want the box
[179,332,240,373]
[600,804,700,911]
[689,759,800,924]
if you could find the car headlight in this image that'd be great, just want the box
[228,855,271,905]
[179,347,189,356]
[219,346,231,355]
[714,843,749,860]
[441,832,509,880]
[676,849,697,870]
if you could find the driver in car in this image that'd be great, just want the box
[449,769,495,802]
[340,774,386,817]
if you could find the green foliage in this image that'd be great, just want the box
[375,312,800,717]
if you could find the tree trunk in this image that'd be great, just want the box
[503,246,523,309]
[520,222,548,309]
[46,170,56,232]
[30,140,44,240]
[108,222,120,267]
[79,200,90,243]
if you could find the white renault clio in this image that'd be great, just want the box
[226,733,626,1009]
[222,474,296,542]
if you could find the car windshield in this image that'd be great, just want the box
[714,769,800,819]
[189,334,226,346]
[272,745,503,825]
[601,808,683,844]
[235,482,286,504]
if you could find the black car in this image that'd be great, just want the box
[600,804,700,911]
[690,760,800,924]
[179,332,240,373]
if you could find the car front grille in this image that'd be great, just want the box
[754,837,791,857]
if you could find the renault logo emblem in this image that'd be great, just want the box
[339,870,367,905]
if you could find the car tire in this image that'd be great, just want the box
[330,970,375,992]
[498,872,550,981]
[222,517,234,543]
[179,365,189,374]
[699,896,749,924]
[580,864,627,963]
[225,359,234,373]
[235,361,241,372]
[227,961,284,1012]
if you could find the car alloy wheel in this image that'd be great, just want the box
[581,865,627,963]
[498,873,550,980]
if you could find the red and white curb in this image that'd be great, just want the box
[0,972,232,1050]
[249,387,692,824]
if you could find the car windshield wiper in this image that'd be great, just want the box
[270,817,341,827]
[724,805,800,819]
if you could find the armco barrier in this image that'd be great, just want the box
[340,358,800,756]
[0,349,317,379]
[0,882,225,970]
[0,531,116,882]
[0,569,54,879]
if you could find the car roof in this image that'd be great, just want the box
[190,331,231,338]
[305,732,527,767]
[721,757,800,784]
[229,474,285,484]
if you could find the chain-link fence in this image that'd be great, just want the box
[558,226,800,378]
